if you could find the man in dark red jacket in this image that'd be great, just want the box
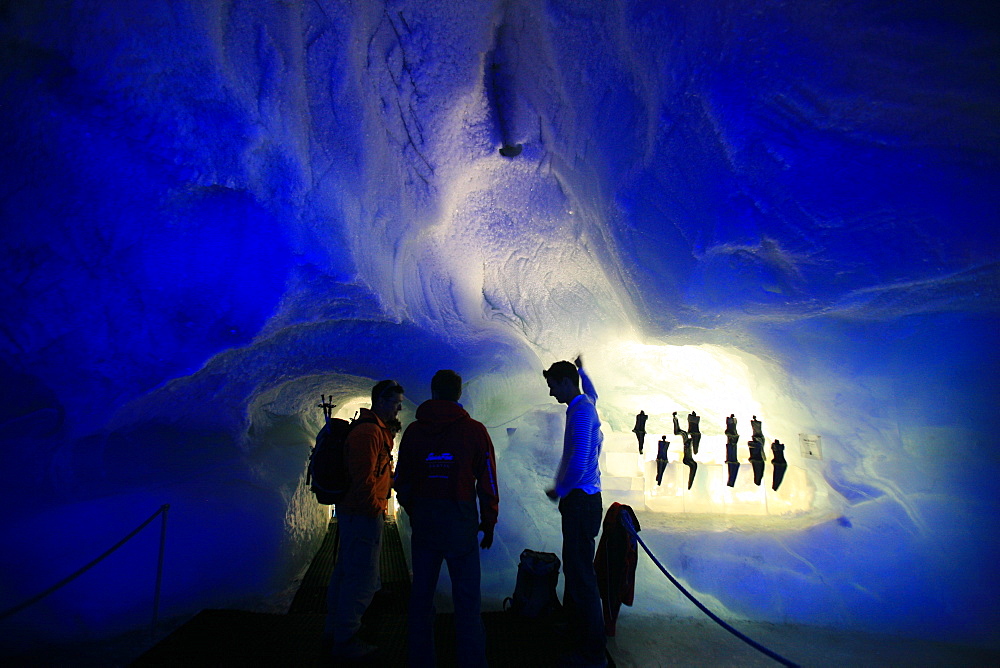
[395,369,499,668]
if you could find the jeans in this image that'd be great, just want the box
[407,504,486,667]
[326,511,383,644]
[559,489,606,660]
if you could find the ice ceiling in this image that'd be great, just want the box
[1,0,998,653]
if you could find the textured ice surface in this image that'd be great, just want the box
[0,0,997,652]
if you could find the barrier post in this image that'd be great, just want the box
[150,504,169,641]
[0,504,168,623]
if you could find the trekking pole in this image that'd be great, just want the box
[318,395,336,422]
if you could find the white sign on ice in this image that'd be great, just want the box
[799,434,823,460]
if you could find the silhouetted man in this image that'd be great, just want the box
[543,357,607,667]
[395,370,499,667]
[327,379,404,660]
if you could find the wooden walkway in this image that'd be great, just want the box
[133,518,608,667]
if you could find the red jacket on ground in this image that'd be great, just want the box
[594,502,640,636]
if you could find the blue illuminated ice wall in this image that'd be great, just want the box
[1,0,997,653]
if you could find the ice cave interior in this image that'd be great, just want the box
[1,0,998,655]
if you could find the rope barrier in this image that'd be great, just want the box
[619,513,800,668]
[0,504,170,632]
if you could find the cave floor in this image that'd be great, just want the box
[130,517,599,667]
[34,517,997,667]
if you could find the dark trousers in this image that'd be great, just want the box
[326,512,383,644]
[407,517,486,667]
[559,489,606,660]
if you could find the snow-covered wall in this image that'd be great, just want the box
[1,0,997,653]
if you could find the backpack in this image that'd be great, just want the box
[503,549,562,618]
[307,397,376,505]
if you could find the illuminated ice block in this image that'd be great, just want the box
[764,466,815,516]
[601,473,645,506]
[600,431,644,477]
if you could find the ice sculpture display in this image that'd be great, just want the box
[1,0,997,656]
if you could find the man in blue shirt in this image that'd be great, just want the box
[544,356,607,667]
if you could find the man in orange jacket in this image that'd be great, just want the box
[326,379,404,660]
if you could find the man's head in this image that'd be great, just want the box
[371,379,405,433]
[543,361,580,405]
[431,369,462,402]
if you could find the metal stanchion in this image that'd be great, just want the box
[150,504,170,641]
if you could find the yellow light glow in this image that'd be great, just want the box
[332,397,371,423]
[586,338,831,518]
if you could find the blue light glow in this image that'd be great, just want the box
[0,0,997,655]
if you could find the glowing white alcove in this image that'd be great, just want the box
[583,339,833,519]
